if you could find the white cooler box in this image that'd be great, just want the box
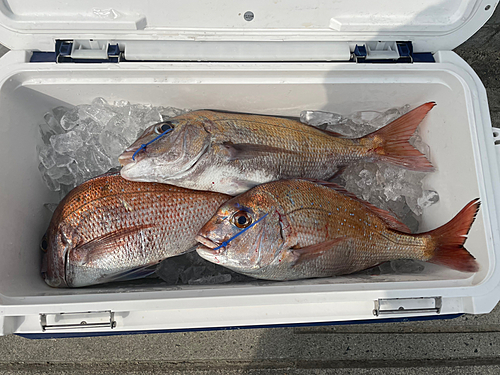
[1,0,500,336]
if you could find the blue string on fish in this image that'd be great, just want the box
[132,126,174,161]
[213,213,269,251]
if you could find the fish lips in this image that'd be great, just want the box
[195,235,223,253]
[196,235,232,267]
[119,145,144,167]
[42,259,69,288]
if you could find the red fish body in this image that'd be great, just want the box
[42,172,229,287]
[196,179,479,280]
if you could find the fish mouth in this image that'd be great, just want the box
[119,149,140,166]
[195,235,222,253]
[196,234,218,249]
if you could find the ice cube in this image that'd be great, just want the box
[409,133,431,159]
[368,108,400,128]
[112,100,132,117]
[300,110,345,127]
[52,106,70,124]
[39,122,56,145]
[79,117,104,142]
[43,112,65,134]
[350,110,381,125]
[390,259,425,274]
[378,261,395,275]
[58,170,77,186]
[405,196,422,216]
[156,257,185,285]
[157,252,255,285]
[54,153,74,168]
[130,103,152,124]
[418,190,439,209]
[74,147,93,175]
[79,103,115,127]
[38,145,56,169]
[91,97,109,107]
[114,99,130,107]
[399,178,423,200]
[74,169,87,186]
[87,145,114,173]
[122,123,143,144]
[60,108,80,131]
[50,131,83,155]
[188,274,232,285]
[180,266,207,284]
[46,165,66,180]
[159,106,189,120]
[98,130,128,161]
[303,105,413,138]
[407,190,440,216]
[38,164,61,191]
[401,210,420,233]
[105,115,143,144]
[385,196,410,221]
[142,108,163,127]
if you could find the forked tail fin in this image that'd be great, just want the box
[425,199,480,272]
[364,102,435,171]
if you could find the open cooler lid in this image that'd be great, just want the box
[0,0,498,59]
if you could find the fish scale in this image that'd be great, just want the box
[120,105,434,195]
[196,179,479,280]
[208,112,359,175]
[42,172,230,287]
[265,181,425,260]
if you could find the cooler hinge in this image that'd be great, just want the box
[40,310,116,331]
[373,297,442,316]
[31,40,122,63]
[353,41,435,63]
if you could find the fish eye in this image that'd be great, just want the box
[155,122,174,134]
[40,236,48,252]
[232,211,252,229]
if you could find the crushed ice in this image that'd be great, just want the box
[156,251,255,285]
[37,98,189,198]
[37,100,439,280]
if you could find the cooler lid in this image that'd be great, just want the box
[0,0,497,54]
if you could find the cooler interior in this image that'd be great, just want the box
[0,57,490,303]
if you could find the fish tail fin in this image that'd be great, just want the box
[364,102,435,171]
[425,198,480,272]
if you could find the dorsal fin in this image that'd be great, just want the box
[200,109,302,122]
[312,127,345,138]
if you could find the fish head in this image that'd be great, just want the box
[196,189,286,274]
[64,247,113,288]
[41,224,73,288]
[119,112,212,183]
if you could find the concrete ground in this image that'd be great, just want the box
[1,6,500,375]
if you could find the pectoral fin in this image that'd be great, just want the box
[222,141,299,161]
[289,237,349,266]
[74,224,155,260]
